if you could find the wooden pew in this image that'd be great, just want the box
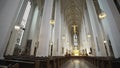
[79,56,114,68]
[112,58,120,68]
[0,59,19,68]
[3,56,70,68]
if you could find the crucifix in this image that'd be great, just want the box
[72,24,77,34]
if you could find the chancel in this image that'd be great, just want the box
[0,0,120,68]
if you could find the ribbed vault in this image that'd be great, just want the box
[61,0,86,45]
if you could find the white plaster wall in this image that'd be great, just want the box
[0,0,6,13]
[98,0,120,58]
[0,0,23,59]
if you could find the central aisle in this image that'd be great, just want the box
[61,59,97,68]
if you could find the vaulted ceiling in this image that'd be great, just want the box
[61,0,86,44]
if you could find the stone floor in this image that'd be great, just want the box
[61,59,97,68]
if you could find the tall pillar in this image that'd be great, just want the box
[86,0,106,56]
[30,7,42,56]
[24,5,39,56]
[98,0,120,58]
[53,0,62,56]
[36,0,53,57]
[80,8,96,56]
[60,14,65,56]
[85,9,96,55]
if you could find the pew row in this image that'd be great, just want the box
[0,56,70,68]
[1,56,119,68]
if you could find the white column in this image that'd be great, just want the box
[26,6,40,56]
[85,9,96,55]
[36,0,53,57]
[28,7,39,40]
[98,0,120,58]
[53,0,62,56]
[62,22,70,56]
[86,0,106,56]
[60,14,65,56]
[30,7,41,56]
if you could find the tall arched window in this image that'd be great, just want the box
[5,0,32,56]
[73,34,78,46]
[16,1,31,46]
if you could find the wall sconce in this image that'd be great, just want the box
[50,19,55,25]
[14,25,25,30]
[50,41,53,45]
[104,40,107,43]
[99,10,107,19]
[87,34,91,38]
